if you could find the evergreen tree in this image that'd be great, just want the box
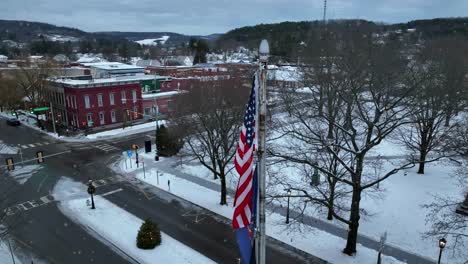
[136,219,161,249]
[156,125,183,156]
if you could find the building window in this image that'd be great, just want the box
[87,113,93,127]
[109,93,115,105]
[132,89,137,103]
[144,107,151,116]
[99,112,105,125]
[121,90,126,103]
[97,94,103,107]
[84,95,90,109]
[111,110,116,123]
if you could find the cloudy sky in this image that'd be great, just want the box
[0,0,466,35]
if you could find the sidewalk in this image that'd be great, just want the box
[119,152,433,264]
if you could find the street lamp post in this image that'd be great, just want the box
[257,38,270,264]
[285,189,291,224]
[438,238,446,264]
[154,104,159,161]
[87,179,96,209]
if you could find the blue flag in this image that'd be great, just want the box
[235,167,258,264]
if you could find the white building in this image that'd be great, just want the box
[0,55,8,63]
[81,62,145,79]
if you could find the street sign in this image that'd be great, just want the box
[127,150,133,158]
[33,107,50,113]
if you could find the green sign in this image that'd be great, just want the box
[33,107,50,112]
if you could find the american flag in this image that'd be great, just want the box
[233,75,258,229]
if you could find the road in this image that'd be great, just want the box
[0,118,319,264]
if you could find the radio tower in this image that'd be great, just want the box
[323,0,327,24]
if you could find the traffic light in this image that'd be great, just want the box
[36,151,44,163]
[134,110,138,119]
[5,158,14,171]
[132,144,139,150]
[126,110,130,116]
[30,108,34,114]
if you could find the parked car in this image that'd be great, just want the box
[6,118,20,126]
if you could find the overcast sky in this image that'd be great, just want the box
[0,0,466,35]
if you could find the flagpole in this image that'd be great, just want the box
[257,39,269,264]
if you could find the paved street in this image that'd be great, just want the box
[0,117,318,264]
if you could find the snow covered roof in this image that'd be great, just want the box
[142,90,184,99]
[76,54,107,64]
[50,74,170,87]
[136,59,162,67]
[88,62,144,71]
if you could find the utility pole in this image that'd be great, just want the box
[257,39,269,264]
[49,102,57,135]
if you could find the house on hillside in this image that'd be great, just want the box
[53,54,70,64]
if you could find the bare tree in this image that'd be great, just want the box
[269,31,423,255]
[423,120,468,258]
[0,76,23,111]
[399,39,468,174]
[170,78,248,205]
[13,60,57,106]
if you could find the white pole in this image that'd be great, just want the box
[17,145,24,168]
[257,39,269,264]
[50,102,57,135]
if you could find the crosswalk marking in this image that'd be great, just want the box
[18,141,53,150]
[94,143,120,152]
[6,175,124,216]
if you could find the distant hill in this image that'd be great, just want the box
[0,19,220,46]
[386,17,468,37]
[216,17,468,60]
[0,20,89,42]
[98,31,221,46]
[1,17,467,61]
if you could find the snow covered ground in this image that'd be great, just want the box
[116,157,405,264]
[8,164,41,184]
[53,178,215,264]
[135,36,170,46]
[175,144,465,263]
[0,240,22,264]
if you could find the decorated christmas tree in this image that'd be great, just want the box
[136,219,161,249]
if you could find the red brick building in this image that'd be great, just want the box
[46,77,143,129]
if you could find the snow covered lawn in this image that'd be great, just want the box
[54,178,215,264]
[130,167,404,264]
